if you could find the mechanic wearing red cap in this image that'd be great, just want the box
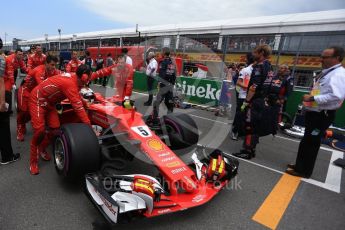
[66,51,82,73]
[16,55,60,142]
[28,64,92,175]
[27,45,46,72]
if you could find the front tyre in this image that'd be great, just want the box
[53,123,101,179]
[162,113,199,150]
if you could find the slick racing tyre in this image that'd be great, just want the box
[162,113,199,150]
[54,123,101,179]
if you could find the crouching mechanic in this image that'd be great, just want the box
[28,65,92,175]
[17,55,60,141]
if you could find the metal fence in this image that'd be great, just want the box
[137,32,345,88]
[16,31,345,88]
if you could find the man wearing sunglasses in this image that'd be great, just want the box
[286,46,345,178]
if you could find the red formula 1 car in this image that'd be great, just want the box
[53,88,239,224]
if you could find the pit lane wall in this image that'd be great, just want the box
[131,72,344,127]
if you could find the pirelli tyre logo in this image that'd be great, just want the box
[147,139,165,151]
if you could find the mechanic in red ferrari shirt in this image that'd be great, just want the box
[27,45,46,72]
[4,48,27,92]
[3,48,27,112]
[65,51,82,73]
[16,55,60,142]
[91,54,133,101]
[28,65,92,175]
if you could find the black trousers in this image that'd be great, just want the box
[6,90,12,112]
[152,84,174,119]
[0,91,14,161]
[94,66,103,84]
[146,75,155,102]
[232,98,245,133]
[295,110,335,176]
[242,98,279,151]
[242,106,259,151]
[101,76,109,87]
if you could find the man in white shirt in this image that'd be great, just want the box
[122,48,133,66]
[286,46,345,178]
[144,52,158,106]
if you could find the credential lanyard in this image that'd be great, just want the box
[314,65,341,85]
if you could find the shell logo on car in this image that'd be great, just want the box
[147,139,165,151]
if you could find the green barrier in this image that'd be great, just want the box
[133,72,154,92]
[285,89,306,119]
[336,105,345,127]
[132,72,159,96]
[133,72,221,106]
[285,89,345,127]
[176,77,221,106]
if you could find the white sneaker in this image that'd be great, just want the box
[231,132,238,141]
[0,153,21,165]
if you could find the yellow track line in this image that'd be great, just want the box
[252,174,301,230]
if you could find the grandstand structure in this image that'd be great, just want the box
[4,9,345,87]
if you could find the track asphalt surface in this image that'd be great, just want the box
[0,85,344,230]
